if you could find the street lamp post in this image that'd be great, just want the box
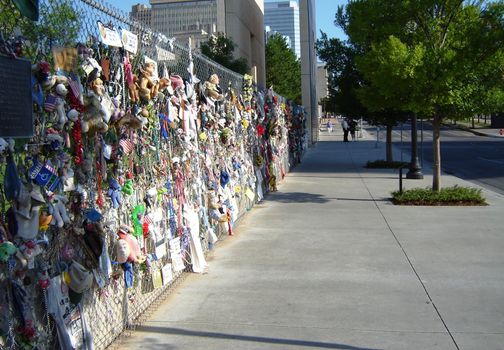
[406,114,424,179]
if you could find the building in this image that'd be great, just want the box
[316,63,328,117]
[299,0,318,144]
[131,0,265,86]
[149,0,219,38]
[264,1,300,58]
[131,4,152,27]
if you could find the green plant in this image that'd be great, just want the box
[392,185,487,206]
[365,160,408,168]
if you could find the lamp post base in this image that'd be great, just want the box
[406,158,424,179]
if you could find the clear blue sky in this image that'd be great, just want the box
[108,0,348,40]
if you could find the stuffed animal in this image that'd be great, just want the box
[50,194,70,228]
[107,178,122,209]
[122,179,134,195]
[116,226,145,264]
[205,74,224,101]
[0,241,17,262]
[117,110,145,130]
[82,77,109,135]
[138,62,159,101]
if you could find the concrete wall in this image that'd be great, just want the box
[299,0,318,144]
[223,0,266,86]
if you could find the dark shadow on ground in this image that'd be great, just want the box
[134,326,383,350]
[331,197,391,202]
[288,175,397,180]
[264,191,330,204]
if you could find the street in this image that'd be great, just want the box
[366,122,504,195]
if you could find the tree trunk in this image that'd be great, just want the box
[432,116,442,192]
[386,124,393,162]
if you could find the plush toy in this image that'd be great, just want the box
[39,212,52,231]
[205,74,223,101]
[117,110,145,130]
[67,109,79,122]
[50,194,70,228]
[124,54,139,103]
[138,62,159,101]
[107,178,122,209]
[52,83,69,130]
[0,241,17,262]
[131,205,145,238]
[116,226,145,263]
[122,179,134,195]
[110,97,125,123]
[82,77,109,135]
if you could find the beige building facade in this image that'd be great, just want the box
[299,0,318,144]
[222,0,265,86]
[131,0,265,86]
[316,64,328,117]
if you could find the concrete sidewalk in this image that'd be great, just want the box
[123,130,504,350]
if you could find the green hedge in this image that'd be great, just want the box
[392,186,487,206]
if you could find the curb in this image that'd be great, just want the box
[443,123,504,139]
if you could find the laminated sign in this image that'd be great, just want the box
[121,29,138,54]
[97,21,122,47]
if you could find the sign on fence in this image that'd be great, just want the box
[0,55,33,137]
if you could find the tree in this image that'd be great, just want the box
[265,33,301,104]
[316,32,407,161]
[200,33,249,75]
[0,0,79,60]
[343,0,504,191]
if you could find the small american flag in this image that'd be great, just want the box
[119,138,134,154]
[44,94,58,112]
[68,77,81,98]
[144,214,153,226]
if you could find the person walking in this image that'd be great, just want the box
[341,118,349,142]
[349,119,357,141]
[327,120,333,133]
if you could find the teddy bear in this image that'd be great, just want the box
[138,62,159,101]
[82,77,109,135]
[205,74,224,101]
[107,178,122,209]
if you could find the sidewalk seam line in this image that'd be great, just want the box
[347,144,461,350]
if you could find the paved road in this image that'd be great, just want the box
[366,123,504,195]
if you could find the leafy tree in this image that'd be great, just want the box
[200,33,249,75]
[316,32,407,161]
[0,0,79,60]
[342,0,504,191]
[265,33,301,104]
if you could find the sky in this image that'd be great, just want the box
[108,0,348,40]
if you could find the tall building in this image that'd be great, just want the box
[130,0,265,86]
[264,1,300,58]
[316,63,328,117]
[131,4,152,27]
[299,0,317,144]
[149,0,220,37]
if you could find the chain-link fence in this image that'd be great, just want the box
[0,0,306,349]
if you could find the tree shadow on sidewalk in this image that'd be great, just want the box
[132,326,383,350]
[265,191,330,204]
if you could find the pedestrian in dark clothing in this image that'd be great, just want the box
[341,119,349,142]
[349,119,357,141]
